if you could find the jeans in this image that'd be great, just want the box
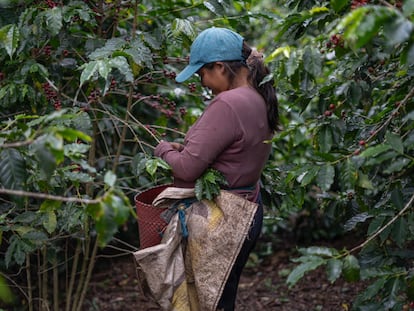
[216,198,263,311]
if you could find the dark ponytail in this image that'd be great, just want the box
[242,42,279,132]
[222,42,279,132]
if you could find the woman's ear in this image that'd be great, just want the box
[214,62,225,73]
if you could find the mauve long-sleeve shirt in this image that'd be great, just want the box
[154,86,273,200]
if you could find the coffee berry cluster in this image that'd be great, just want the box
[326,34,344,49]
[351,0,369,10]
[45,0,57,8]
[42,82,61,110]
[323,103,336,117]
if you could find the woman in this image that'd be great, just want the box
[154,27,279,311]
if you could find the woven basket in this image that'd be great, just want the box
[134,184,171,249]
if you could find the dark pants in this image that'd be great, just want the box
[216,198,263,311]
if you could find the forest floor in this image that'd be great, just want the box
[85,230,367,311]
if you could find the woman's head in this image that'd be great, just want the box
[175,27,245,83]
[176,27,279,132]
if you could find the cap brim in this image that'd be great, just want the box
[175,63,204,83]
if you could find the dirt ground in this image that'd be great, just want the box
[85,234,366,311]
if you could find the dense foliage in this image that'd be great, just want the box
[0,0,413,310]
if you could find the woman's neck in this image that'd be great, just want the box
[229,67,251,89]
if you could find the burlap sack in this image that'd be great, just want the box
[133,187,258,311]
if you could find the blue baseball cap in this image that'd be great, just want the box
[175,27,244,83]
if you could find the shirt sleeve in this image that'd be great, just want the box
[154,98,240,182]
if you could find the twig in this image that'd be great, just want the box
[65,242,81,311]
[0,139,34,149]
[53,256,59,311]
[76,238,99,311]
[127,110,160,145]
[367,85,414,144]
[0,188,101,204]
[113,84,134,172]
[378,0,395,8]
[349,191,414,253]
[0,270,29,302]
[26,255,33,311]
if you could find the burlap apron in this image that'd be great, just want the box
[133,187,258,311]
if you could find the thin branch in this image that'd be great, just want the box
[349,191,414,254]
[378,0,395,8]
[0,188,101,204]
[113,84,134,172]
[0,270,29,302]
[76,238,99,311]
[367,85,414,144]
[0,139,34,149]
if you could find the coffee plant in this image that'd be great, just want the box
[262,1,414,310]
[0,0,413,310]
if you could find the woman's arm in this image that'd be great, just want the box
[154,99,239,182]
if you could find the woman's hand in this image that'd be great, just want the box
[170,142,184,151]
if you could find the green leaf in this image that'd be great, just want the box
[97,60,111,80]
[56,127,92,142]
[405,42,414,65]
[13,211,37,224]
[42,210,57,234]
[367,215,385,236]
[80,60,99,85]
[318,125,333,153]
[338,7,396,50]
[145,158,158,177]
[88,38,124,59]
[352,7,390,48]
[0,274,15,304]
[384,157,410,174]
[403,0,414,17]
[341,158,358,189]
[358,172,374,189]
[0,148,26,190]
[298,166,319,186]
[344,212,371,231]
[391,188,404,210]
[391,217,407,248]
[203,0,226,16]
[109,56,133,82]
[360,144,392,158]
[336,7,366,48]
[104,170,116,188]
[32,139,57,178]
[45,7,63,36]
[285,50,300,77]
[383,16,413,47]
[91,191,131,247]
[125,38,153,68]
[326,259,343,283]
[287,256,326,287]
[64,143,90,158]
[0,24,19,59]
[385,131,404,154]
[172,18,197,38]
[316,164,335,191]
[342,254,360,282]
[360,278,387,300]
[299,246,338,257]
[40,200,62,212]
[194,168,228,201]
[330,0,348,12]
[303,47,322,77]
[5,235,34,267]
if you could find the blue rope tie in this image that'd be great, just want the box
[172,198,196,239]
[177,205,188,238]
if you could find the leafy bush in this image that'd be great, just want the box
[0,0,413,310]
[263,1,414,309]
